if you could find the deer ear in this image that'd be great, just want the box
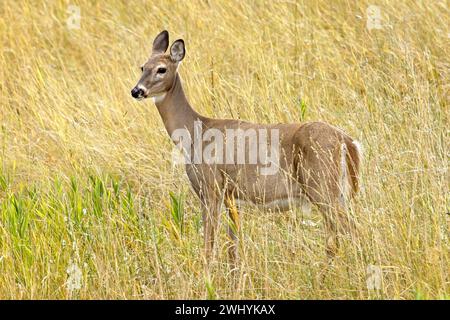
[152,30,169,54]
[170,39,185,62]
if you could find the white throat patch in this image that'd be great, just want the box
[153,93,166,104]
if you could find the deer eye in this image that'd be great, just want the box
[140,66,144,72]
[157,67,167,74]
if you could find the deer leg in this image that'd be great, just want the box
[201,195,222,263]
[302,149,358,258]
[303,173,341,258]
[318,200,359,259]
[224,195,240,269]
[320,206,339,258]
[201,207,212,261]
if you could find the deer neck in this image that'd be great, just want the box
[154,73,204,139]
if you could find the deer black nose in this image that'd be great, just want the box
[131,87,144,98]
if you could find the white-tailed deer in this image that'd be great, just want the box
[131,30,362,266]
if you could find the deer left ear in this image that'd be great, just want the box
[152,30,169,55]
[170,39,185,62]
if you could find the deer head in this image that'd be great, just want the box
[131,30,185,100]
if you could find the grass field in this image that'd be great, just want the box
[0,0,448,299]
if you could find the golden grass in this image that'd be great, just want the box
[0,0,448,299]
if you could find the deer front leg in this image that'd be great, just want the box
[201,195,222,263]
[224,194,240,270]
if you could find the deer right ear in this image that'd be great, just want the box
[170,39,185,62]
[152,30,169,55]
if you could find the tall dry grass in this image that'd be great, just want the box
[0,0,448,299]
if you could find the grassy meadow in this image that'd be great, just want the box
[0,0,448,299]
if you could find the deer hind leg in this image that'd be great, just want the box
[321,206,339,258]
[318,202,356,258]
[224,193,240,270]
[302,147,357,258]
[316,181,358,258]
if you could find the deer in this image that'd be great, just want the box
[131,30,362,268]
